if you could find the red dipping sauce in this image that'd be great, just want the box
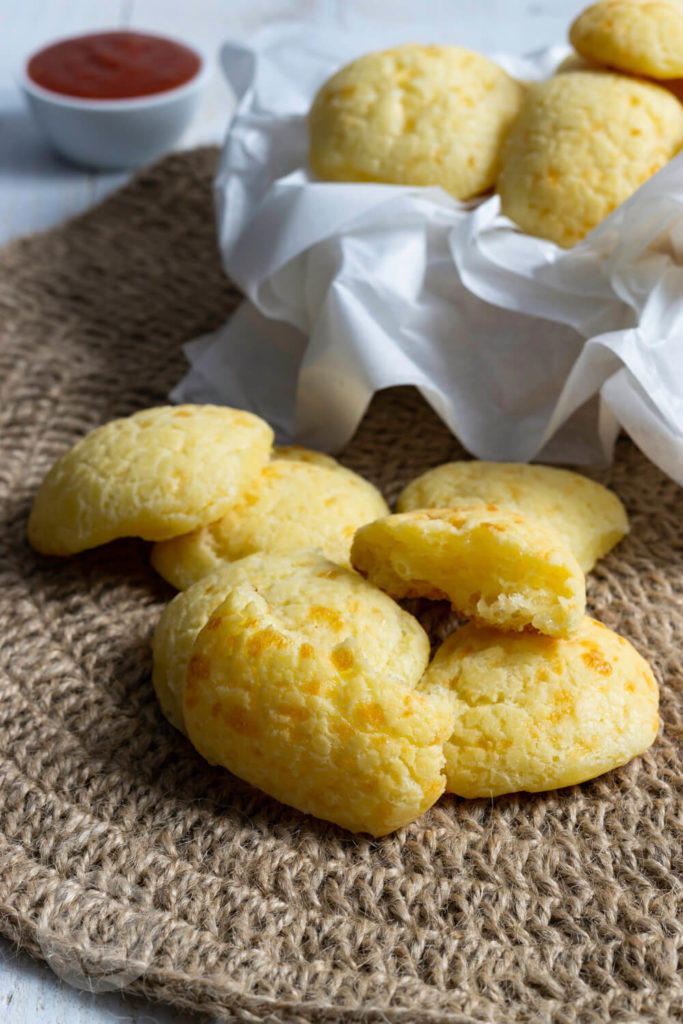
[27,31,201,100]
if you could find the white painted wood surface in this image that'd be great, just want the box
[0,1,586,1021]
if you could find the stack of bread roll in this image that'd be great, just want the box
[28,404,659,836]
[308,0,683,246]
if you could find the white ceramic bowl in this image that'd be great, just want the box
[20,36,209,170]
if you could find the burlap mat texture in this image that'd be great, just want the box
[1,148,682,1024]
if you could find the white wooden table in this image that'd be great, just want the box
[0,1,585,1020]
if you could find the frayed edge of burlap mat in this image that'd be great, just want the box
[0,147,682,1024]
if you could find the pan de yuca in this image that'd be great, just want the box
[28,405,273,555]
[151,448,388,590]
[182,551,453,836]
[419,617,659,797]
[397,461,628,573]
[351,507,585,637]
[498,71,683,246]
[570,0,683,79]
[309,43,524,199]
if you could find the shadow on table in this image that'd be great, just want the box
[0,107,74,177]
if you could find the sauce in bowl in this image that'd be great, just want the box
[27,31,201,100]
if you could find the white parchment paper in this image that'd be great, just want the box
[172,22,683,484]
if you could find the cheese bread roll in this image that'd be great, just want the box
[419,618,659,797]
[151,449,388,590]
[351,508,585,637]
[28,405,273,555]
[397,461,628,572]
[182,551,453,836]
[498,71,683,246]
[570,0,683,79]
[309,44,524,199]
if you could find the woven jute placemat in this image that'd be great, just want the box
[1,147,682,1024]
